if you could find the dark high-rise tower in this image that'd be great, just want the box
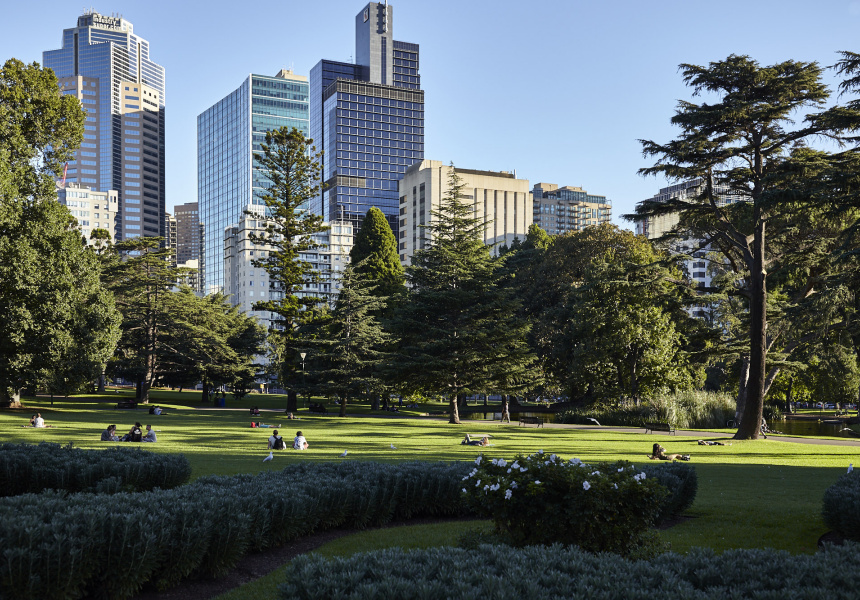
[43,11,166,241]
[310,2,424,236]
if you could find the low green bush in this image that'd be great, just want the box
[640,461,698,524]
[461,452,669,556]
[822,468,860,540]
[279,542,860,599]
[0,443,191,495]
[557,390,735,429]
[0,461,470,599]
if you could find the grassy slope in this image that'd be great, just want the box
[2,388,856,599]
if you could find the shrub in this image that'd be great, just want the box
[0,443,191,495]
[823,469,860,541]
[461,452,668,556]
[557,390,735,429]
[640,461,698,524]
[279,542,860,600]
[0,461,471,599]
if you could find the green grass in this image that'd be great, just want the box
[3,388,857,598]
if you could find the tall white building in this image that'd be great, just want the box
[56,183,119,243]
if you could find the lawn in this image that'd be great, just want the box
[3,388,858,598]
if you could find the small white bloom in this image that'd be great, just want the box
[510,481,518,489]
[475,479,481,487]
[538,449,544,454]
[591,471,601,477]
[462,488,467,493]
[534,480,542,485]
[505,489,513,500]
[617,468,624,473]
[639,472,646,480]
[520,467,528,473]
[498,459,507,467]
[549,454,557,462]
[507,468,511,473]
[571,458,582,465]
[583,481,591,491]
[475,456,482,465]
[511,461,519,470]
[483,485,489,492]
[491,483,500,491]
[613,483,618,489]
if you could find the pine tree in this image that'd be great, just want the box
[392,165,536,424]
[349,206,405,306]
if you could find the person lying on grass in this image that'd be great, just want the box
[461,434,489,447]
[648,443,690,461]
[251,421,280,428]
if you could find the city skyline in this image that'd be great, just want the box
[3,1,859,227]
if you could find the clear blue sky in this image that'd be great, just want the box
[2,0,859,227]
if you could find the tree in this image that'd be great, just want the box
[349,206,405,303]
[315,258,391,417]
[628,55,860,439]
[0,59,119,406]
[392,165,536,424]
[249,127,327,410]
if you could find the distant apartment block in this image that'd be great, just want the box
[163,212,177,261]
[44,11,165,241]
[174,202,200,263]
[532,183,611,236]
[224,206,354,330]
[57,183,119,243]
[398,160,531,264]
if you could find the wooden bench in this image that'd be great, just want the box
[116,400,137,409]
[519,416,544,428]
[644,422,675,435]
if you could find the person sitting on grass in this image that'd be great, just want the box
[250,406,261,416]
[461,434,489,447]
[142,424,157,442]
[648,443,690,461]
[101,425,119,441]
[122,422,143,442]
[27,413,53,428]
[293,430,309,450]
[269,429,286,450]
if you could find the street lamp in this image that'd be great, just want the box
[300,352,307,408]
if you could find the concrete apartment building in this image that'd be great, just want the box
[397,160,531,264]
[174,202,201,264]
[224,206,354,330]
[44,11,166,241]
[532,183,612,236]
[56,183,119,243]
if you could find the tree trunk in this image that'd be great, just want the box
[371,393,380,411]
[735,355,749,424]
[0,384,22,408]
[736,224,767,440]
[287,389,298,412]
[97,370,106,393]
[630,349,640,406]
[201,381,210,402]
[449,393,461,424]
[339,393,347,417]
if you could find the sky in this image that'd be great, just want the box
[2,0,859,228]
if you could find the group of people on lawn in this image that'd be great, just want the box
[268,429,309,450]
[101,422,157,443]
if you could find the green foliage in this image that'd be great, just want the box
[393,166,535,422]
[823,469,860,541]
[557,390,736,429]
[0,443,191,495]
[0,461,470,599]
[279,542,860,599]
[640,461,698,524]
[461,451,669,555]
[350,206,405,302]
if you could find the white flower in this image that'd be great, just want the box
[583,481,591,491]
[570,458,582,465]
[613,483,618,489]
[617,468,624,473]
[462,488,467,493]
[510,481,518,489]
[498,459,507,467]
[591,471,601,477]
[549,454,557,462]
[520,467,528,473]
[505,489,513,500]
[639,472,646,480]
[475,479,481,487]
[511,461,520,470]
[475,456,482,465]
[538,449,544,454]
[483,485,489,492]
[507,468,511,473]
[534,480,542,485]
[490,483,500,491]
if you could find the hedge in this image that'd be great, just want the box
[823,468,860,541]
[0,443,191,495]
[0,461,470,599]
[279,542,860,600]
[640,461,698,524]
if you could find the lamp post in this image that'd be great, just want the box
[300,352,307,408]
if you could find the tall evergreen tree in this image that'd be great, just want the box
[248,127,327,409]
[628,55,860,439]
[349,206,405,305]
[392,165,535,424]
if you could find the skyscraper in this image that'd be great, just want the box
[197,70,309,294]
[532,183,612,236]
[43,11,166,241]
[310,2,424,235]
[174,202,200,264]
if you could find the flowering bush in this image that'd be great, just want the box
[461,451,668,555]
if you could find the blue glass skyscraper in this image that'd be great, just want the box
[310,2,424,235]
[197,70,309,294]
[43,11,166,241]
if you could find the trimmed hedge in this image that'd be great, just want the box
[0,443,191,495]
[641,461,698,524]
[0,461,470,599]
[279,542,860,599]
[823,468,860,540]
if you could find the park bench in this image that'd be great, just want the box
[308,403,327,414]
[519,416,543,428]
[116,400,137,409]
[644,422,675,435]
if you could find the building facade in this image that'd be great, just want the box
[310,2,424,236]
[198,69,309,294]
[56,183,119,243]
[223,205,354,330]
[398,160,531,264]
[44,11,165,242]
[174,202,200,264]
[532,183,612,236]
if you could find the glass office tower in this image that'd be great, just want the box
[310,2,424,235]
[43,11,166,240]
[197,70,309,294]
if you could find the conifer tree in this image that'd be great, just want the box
[392,165,535,424]
[349,206,405,306]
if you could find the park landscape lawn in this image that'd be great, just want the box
[2,388,858,598]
